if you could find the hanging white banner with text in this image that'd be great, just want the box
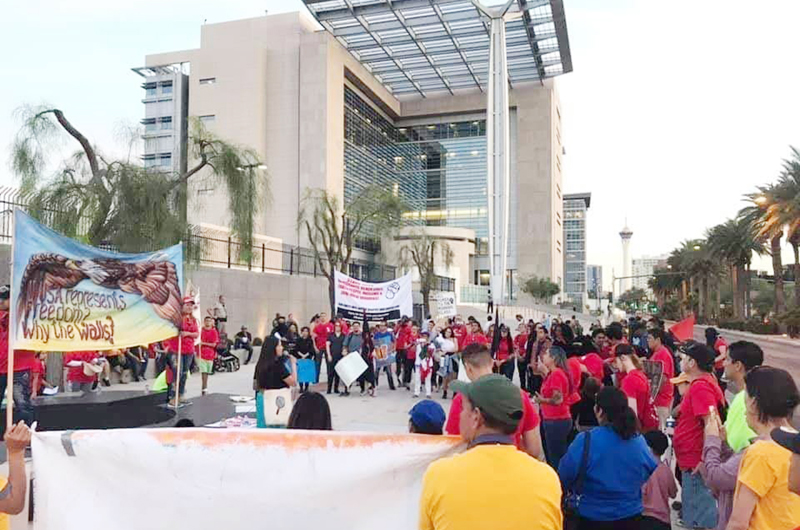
[32,429,461,530]
[334,271,413,321]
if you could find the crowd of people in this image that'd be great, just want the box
[244,307,800,530]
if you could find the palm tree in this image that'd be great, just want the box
[775,147,800,307]
[648,266,682,312]
[741,182,787,319]
[706,218,764,319]
[669,239,717,322]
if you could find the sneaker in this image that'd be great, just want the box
[413,393,420,398]
[442,391,448,399]
[426,394,431,399]
[102,378,111,387]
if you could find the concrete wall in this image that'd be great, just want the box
[188,266,330,339]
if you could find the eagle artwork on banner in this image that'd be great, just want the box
[16,253,183,329]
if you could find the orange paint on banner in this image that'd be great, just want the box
[68,429,462,452]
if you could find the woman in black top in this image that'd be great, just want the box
[326,321,347,395]
[254,336,295,391]
[284,323,299,358]
[254,336,296,428]
[295,326,316,393]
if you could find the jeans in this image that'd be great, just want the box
[542,418,573,469]
[403,355,415,386]
[166,353,190,401]
[314,352,322,384]
[0,371,34,426]
[396,349,407,379]
[236,341,254,364]
[377,366,395,390]
[70,381,94,393]
[499,360,514,381]
[577,515,642,530]
[327,354,342,393]
[517,360,528,390]
[682,470,718,529]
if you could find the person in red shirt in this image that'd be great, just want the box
[591,328,611,359]
[445,343,543,460]
[565,354,582,417]
[462,321,489,349]
[64,351,101,393]
[311,312,333,384]
[580,352,605,382]
[647,328,675,430]
[402,323,420,389]
[615,344,658,432]
[164,297,199,406]
[513,324,529,390]
[0,286,36,424]
[394,318,412,388]
[533,345,574,469]
[451,316,468,351]
[199,316,219,396]
[494,325,515,380]
[673,341,726,530]
[705,327,728,392]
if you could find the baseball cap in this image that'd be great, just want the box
[182,296,195,305]
[409,400,446,433]
[0,285,9,301]
[771,426,800,454]
[678,340,715,370]
[450,374,523,429]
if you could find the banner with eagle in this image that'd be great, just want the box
[11,210,184,352]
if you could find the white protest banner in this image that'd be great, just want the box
[334,271,413,321]
[432,291,457,318]
[335,352,368,387]
[32,429,462,530]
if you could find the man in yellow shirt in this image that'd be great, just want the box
[418,374,562,530]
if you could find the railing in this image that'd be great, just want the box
[0,186,396,283]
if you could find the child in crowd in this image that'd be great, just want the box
[574,377,600,432]
[641,430,677,530]
[414,331,435,399]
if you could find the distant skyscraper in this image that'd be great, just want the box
[587,265,603,297]
[132,65,189,175]
[563,193,591,311]
[633,256,668,292]
[620,223,633,293]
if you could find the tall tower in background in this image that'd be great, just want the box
[620,224,633,292]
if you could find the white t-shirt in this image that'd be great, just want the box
[214,302,227,319]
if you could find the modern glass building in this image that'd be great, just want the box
[138,1,572,296]
[563,193,590,310]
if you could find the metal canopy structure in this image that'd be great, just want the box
[302,0,572,97]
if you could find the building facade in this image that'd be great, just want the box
[562,193,590,310]
[137,4,571,293]
[586,264,602,297]
[632,255,668,293]
[132,65,189,175]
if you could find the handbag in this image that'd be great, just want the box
[562,430,592,530]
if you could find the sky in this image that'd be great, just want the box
[2,0,799,291]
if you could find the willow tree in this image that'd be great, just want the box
[298,186,406,313]
[397,230,454,319]
[10,106,266,259]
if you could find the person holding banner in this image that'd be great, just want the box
[164,298,199,407]
[0,421,32,524]
[293,327,316,393]
[0,286,35,425]
[326,322,347,395]
[254,336,296,428]
[312,313,333,385]
[373,320,396,391]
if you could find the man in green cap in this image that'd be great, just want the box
[419,373,563,530]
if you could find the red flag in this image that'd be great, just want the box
[669,315,696,342]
